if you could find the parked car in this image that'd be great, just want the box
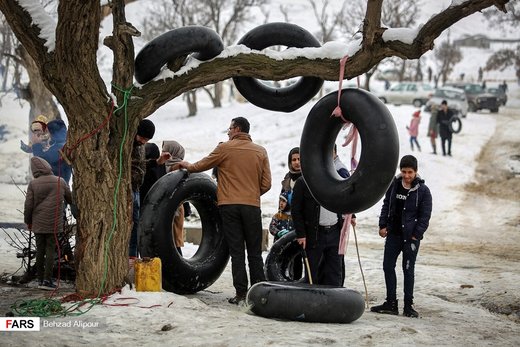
[486,86,507,106]
[425,86,469,117]
[444,82,499,113]
[377,82,434,107]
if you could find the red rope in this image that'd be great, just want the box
[64,100,115,159]
[44,101,115,296]
[101,296,162,309]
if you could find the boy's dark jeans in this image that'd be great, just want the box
[383,233,420,304]
[35,233,56,282]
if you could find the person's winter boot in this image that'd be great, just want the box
[403,302,419,318]
[370,300,398,315]
[38,280,57,291]
[228,292,246,305]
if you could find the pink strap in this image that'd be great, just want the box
[350,129,359,171]
[338,214,352,255]
[330,54,359,172]
[331,55,349,122]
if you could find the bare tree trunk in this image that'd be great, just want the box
[17,45,60,122]
[202,83,223,108]
[398,59,406,82]
[415,59,423,82]
[71,106,133,295]
[364,63,379,91]
[214,82,222,108]
[186,91,197,117]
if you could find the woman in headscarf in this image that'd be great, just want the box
[281,147,301,203]
[162,140,187,255]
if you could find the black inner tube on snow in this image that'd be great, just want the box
[264,231,303,282]
[139,171,229,294]
[300,88,399,214]
[247,281,365,323]
[134,26,224,84]
[232,22,324,112]
[449,115,462,134]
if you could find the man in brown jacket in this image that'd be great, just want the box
[24,157,72,290]
[179,117,271,304]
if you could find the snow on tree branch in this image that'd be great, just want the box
[15,0,56,51]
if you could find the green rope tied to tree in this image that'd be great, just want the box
[99,84,134,297]
[10,85,134,318]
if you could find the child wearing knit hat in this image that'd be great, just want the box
[20,115,50,153]
[268,191,294,242]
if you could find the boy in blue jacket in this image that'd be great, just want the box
[371,155,432,318]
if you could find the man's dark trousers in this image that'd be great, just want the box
[220,204,265,296]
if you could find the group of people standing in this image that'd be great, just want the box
[21,113,433,319]
[21,116,73,290]
[130,120,191,259]
[408,99,456,156]
[131,115,433,319]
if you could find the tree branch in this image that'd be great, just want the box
[363,0,383,47]
[0,0,53,69]
[131,0,510,117]
[111,0,138,101]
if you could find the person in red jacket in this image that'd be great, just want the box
[179,117,271,305]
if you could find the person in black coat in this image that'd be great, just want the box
[371,155,432,318]
[140,143,168,206]
[436,100,454,156]
[292,176,344,286]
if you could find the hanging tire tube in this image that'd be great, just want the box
[134,26,224,84]
[232,22,324,112]
[449,115,462,134]
[300,88,399,214]
[264,231,304,282]
[247,281,365,323]
[139,171,229,294]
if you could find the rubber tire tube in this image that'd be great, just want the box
[247,281,365,323]
[232,22,324,112]
[264,231,304,282]
[300,88,399,214]
[135,26,224,84]
[139,171,229,294]
[449,115,462,134]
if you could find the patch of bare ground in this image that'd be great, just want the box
[457,109,520,320]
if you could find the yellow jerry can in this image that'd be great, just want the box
[134,257,162,292]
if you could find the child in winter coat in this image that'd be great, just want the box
[407,110,421,152]
[20,115,50,154]
[269,192,294,242]
[24,157,72,290]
